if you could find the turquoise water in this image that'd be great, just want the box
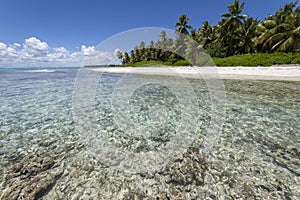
[0,67,299,199]
[0,68,77,163]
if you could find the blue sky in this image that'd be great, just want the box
[0,0,296,67]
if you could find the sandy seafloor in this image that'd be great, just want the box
[0,66,299,199]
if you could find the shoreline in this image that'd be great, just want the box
[87,66,300,81]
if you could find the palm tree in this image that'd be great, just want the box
[190,29,198,41]
[257,2,300,52]
[123,52,130,64]
[116,51,123,60]
[184,37,200,64]
[198,21,215,49]
[156,31,167,49]
[129,50,136,64]
[239,17,259,53]
[133,46,141,62]
[116,51,124,64]
[221,0,247,56]
[139,41,146,60]
[175,14,193,35]
[139,41,146,50]
[222,0,246,28]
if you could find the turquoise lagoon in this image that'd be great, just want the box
[0,67,299,199]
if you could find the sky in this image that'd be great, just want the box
[0,0,296,67]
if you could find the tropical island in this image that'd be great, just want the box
[116,0,300,66]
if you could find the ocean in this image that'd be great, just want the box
[0,67,299,199]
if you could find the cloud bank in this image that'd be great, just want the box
[0,37,120,67]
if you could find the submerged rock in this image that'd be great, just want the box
[44,147,207,199]
[0,155,63,200]
[42,138,299,199]
[257,137,300,176]
[161,147,206,186]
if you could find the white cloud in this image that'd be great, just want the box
[13,43,21,47]
[0,43,7,57]
[49,47,70,60]
[53,47,69,54]
[24,37,49,57]
[81,45,96,56]
[0,37,120,67]
[0,42,19,60]
[7,47,18,58]
[0,42,7,50]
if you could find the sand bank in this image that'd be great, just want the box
[88,66,300,81]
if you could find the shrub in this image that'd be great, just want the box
[213,52,300,66]
[172,60,192,66]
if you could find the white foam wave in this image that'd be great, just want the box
[27,69,56,73]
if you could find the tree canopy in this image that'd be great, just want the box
[117,0,300,66]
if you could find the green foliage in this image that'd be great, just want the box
[175,14,192,35]
[213,52,300,66]
[125,60,165,67]
[291,54,300,63]
[206,41,227,58]
[172,60,192,66]
[162,61,173,66]
[117,0,300,67]
[256,2,300,52]
[125,60,192,67]
[220,0,246,56]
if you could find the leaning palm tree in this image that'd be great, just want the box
[175,14,193,35]
[257,2,300,52]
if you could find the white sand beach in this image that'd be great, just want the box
[88,66,300,81]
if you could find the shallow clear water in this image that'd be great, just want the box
[0,67,299,199]
[0,68,77,167]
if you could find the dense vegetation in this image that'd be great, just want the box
[214,52,300,66]
[117,0,300,66]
